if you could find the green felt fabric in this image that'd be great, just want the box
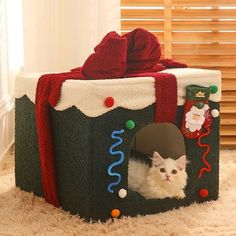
[186,85,211,101]
[15,97,43,197]
[15,96,220,221]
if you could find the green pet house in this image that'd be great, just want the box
[15,68,221,221]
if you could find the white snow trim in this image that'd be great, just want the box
[15,68,221,117]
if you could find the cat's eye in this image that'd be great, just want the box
[160,168,166,173]
[171,169,177,174]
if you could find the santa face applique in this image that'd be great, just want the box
[185,103,209,133]
[181,85,212,139]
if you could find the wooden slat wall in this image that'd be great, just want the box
[121,0,236,148]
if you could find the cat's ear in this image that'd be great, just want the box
[152,151,164,167]
[176,155,187,170]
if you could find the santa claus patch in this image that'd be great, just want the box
[186,103,209,132]
[181,85,211,139]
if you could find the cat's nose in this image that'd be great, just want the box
[166,175,171,179]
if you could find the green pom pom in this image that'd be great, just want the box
[210,85,218,94]
[125,120,135,130]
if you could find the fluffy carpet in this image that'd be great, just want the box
[0,150,236,236]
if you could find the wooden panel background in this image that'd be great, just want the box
[121,0,236,148]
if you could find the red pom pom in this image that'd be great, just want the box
[104,97,115,107]
[199,188,208,198]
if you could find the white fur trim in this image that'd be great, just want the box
[15,68,221,117]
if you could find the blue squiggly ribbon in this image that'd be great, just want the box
[107,129,125,193]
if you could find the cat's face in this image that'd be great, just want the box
[151,151,187,182]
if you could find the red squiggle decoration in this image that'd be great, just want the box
[197,124,211,179]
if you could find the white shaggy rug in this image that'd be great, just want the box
[0,150,236,236]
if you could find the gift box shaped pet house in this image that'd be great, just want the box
[15,28,221,221]
[15,67,221,221]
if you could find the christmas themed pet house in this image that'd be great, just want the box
[15,29,221,221]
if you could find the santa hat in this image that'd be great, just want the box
[193,102,209,111]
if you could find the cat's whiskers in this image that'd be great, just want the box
[128,151,188,199]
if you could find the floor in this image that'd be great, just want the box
[0,150,236,236]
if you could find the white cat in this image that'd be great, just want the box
[128,151,188,199]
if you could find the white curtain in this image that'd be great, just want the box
[22,0,121,72]
[0,0,23,161]
[0,0,120,160]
